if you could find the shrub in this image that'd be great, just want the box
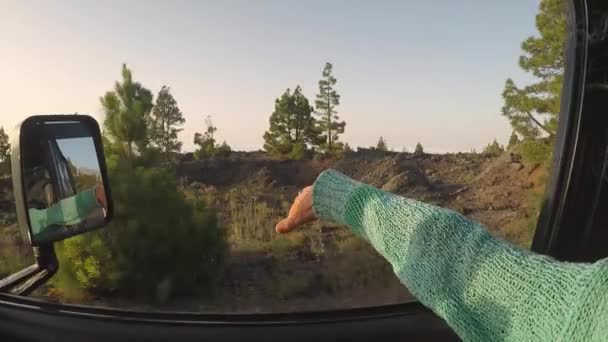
[53,164,226,301]
[0,185,32,278]
[215,141,232,158]
[289,141,307,160]
[483,139,505,157]
[521,139,553,164]
[193,140,232,159]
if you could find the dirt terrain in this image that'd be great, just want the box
[172,149,546,312]
[178,150,544,244]
[0,150,546,312]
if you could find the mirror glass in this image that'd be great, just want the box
[21,120,108,243]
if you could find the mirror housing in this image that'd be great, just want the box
[10,115,113,246]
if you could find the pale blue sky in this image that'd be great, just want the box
[1,0,540,153]
[57,137,100,172]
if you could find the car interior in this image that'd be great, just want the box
[1,0,607,341]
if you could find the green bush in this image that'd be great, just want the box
[0,185,32,278]
[289,142,307,160]
[521,139,553,164]
[483,139,505,157]
[215,141,232,158]
[193,140,232,159]
[53,164,226,301]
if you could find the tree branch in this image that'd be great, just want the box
[526,111,555,137]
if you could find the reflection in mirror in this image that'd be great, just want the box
[21,121,108,243]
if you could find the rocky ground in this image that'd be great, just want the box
[172,149,547,312]
[0,150,547,312]
[178,149,545,244]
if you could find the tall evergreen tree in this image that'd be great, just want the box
[151,86,185,158]
[101,64,154,158]
[264,89,293,157]
[263,86,321,157]
[501,0,566,160]
[507,131,520,149]
[194,115,218,158]
[376,136,388,151]
[315,62,345,155]
[204,115,217,141]
[414,142,424,155]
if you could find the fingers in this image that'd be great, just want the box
[95,185,107,209]
[275,185,316,234]
[275,217,293,234]
[275,208,316,234]
[275,215,308,234]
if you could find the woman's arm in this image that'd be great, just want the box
[278,169,606,341]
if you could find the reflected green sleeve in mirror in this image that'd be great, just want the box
[28,189,101,236]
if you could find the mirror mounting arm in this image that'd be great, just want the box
[0,244,58,296]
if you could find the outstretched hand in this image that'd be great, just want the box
[94,184,107,210]
[275,186,317,234]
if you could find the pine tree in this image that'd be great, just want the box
[204,115,217,141]
[507,131,520,149]
[501,0,566,161]
[414,142,424,155]
[263,86,321,158]
[194,116,219,159]
[484,139,505,157]
[101,64,154,158]
[151,86,185,159]
[315,62,345,156]
[376,136,388,151]
[263,89,296,157]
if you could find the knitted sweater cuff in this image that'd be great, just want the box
[312,169,362,226]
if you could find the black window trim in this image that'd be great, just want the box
[533,0,608,262]
[532,0,589,255]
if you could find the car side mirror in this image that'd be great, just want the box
[10,115,113,246]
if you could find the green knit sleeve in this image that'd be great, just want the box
[28,188,101,235]
[312,169,608,341]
